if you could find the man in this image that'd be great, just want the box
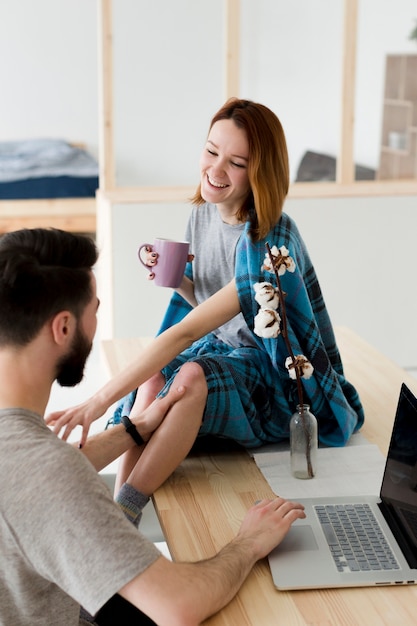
[0,228,305,626]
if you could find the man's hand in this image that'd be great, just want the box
[129,385,186,442]
[236,497,306,560]
[73,385,187,471]
[121,496,306,625]
[45,384,187,451]
[45,396,104,447]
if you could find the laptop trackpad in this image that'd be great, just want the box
[277,525,319,553]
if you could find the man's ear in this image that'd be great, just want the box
[51,311,74,346]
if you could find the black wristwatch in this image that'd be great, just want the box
[121,415,145,446]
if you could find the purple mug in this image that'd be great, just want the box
[138,238,190,288]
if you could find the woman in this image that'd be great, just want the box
[48,98,364,525]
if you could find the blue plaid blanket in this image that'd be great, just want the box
[113,213,364,447]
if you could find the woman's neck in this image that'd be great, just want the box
[216,203,244,226]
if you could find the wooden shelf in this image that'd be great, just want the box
[378,54,417,180]
[0,197,96,235]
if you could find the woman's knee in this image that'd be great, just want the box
[176,362,208,397]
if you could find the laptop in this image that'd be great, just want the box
[268,382,417,589]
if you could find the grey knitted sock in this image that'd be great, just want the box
[115,483,150,528]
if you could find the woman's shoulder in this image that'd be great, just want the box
[193,201,216,214]
[270,212,302,242]
[264,213,309,267]
[190,203,222,230]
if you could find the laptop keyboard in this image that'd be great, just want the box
[315,503,400,573]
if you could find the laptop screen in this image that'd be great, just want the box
[380,383,417,565]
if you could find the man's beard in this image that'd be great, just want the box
[56,324,92,387]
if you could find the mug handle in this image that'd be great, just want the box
[137,244,155,268]
[138,244,156,280]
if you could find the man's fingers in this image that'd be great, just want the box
[61,420,77,442]
[79,424,90,449]
[162,385,186,407]
[45,410,63,426]
[253,497,306,519]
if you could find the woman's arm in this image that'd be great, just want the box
[175,275,198,308]
[94,278,239,410]
[46,279,240,443]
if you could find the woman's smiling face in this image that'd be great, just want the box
[199,118,251,215]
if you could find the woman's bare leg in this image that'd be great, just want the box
[126,361,208,496]
[114,372,166,494]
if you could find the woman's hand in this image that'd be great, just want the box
[45,395,106,447]
[145,248,194,281]
[143,246,158,280]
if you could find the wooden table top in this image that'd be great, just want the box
[102,327,417,625]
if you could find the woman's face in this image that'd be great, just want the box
[199,118,251,214]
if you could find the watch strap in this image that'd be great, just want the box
[121,415,145,446]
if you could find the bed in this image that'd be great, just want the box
[0,139,98,234]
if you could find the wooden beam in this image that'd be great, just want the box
[95,186,195,204]
[96,189,114,338]
[0,198,96,234]
[88,178,417,205]
[97,0,115,191]
[224,0,240,99]
[337,0,358,184]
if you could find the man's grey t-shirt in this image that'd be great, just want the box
[0,408,161,625]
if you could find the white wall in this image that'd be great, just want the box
[0,0,417,171]
[2,0,416,172]
[1,1,417,368]
[0,1,98,155]
[109,0,417,182]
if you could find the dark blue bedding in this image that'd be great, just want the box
[0,175,98,199]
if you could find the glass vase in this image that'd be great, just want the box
[290,404,317,479]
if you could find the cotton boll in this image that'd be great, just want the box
[254,308,281,338]
[253,282,279,309]
[262,244,296,275]
[285,355,314,379]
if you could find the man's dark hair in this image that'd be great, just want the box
[0,228,98,346]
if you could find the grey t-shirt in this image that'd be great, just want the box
[185,203,257,347]
[0,408,161,625]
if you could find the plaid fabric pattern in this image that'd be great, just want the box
[112,213,364,447]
